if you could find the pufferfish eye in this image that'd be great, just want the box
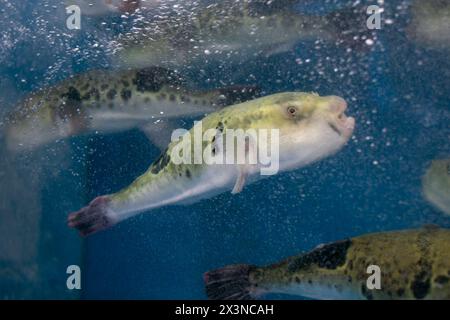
[286,106,298,117]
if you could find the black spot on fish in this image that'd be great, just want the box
[295,277,301,283]
[411,270,431,299]
[121,89,132,101]
[122,80,130,87]
[62,87,81,102]
[100,84,109,91]
[435,275,449,284]
[150,149,171,174]
[83,88,100,101]
[159,93,167,101]
[107,89,117,100]
[81,83,90,91]
[108,103,114,109]
[186,169,191,178]
[169,94,176,102]
[411,232,432,299]
[216,122,224,132]
[288,239,352,271]
[133,67,183,93]
[216,85,261,106]
[144,97,151,103]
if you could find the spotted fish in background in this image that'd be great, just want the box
[407,0,450,50]
[423,159,450,216]
[68,92,354,236]
[204,226,450,300]
[4,67,260,152]
[115,0,370,68]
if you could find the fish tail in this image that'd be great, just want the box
[204,264,261,300]
[67,196,117,237]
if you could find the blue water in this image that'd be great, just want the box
[0,0,449,299]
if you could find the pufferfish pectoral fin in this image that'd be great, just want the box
[231,136,258,194]
[232,166,249,194]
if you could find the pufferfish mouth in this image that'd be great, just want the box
[326,96,355,138]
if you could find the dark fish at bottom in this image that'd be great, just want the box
[204,227,450,300]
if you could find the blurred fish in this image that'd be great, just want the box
[65,0,141,16]
[423,159,450,216]
[68,92,355,236]
[205,226,450,300]
[4,67,260,152]
[115,0,369,68]
[408,0,450,50]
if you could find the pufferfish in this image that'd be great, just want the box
[68,92,355,236]
[205,226,450,300]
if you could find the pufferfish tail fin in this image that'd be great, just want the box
[67,196,117,237]
[203,264,261,300]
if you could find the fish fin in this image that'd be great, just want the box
[204,264,260,300]
[211,85,262,107]
[325,5,376,51]
[67,196,116,237]
[140,119,179,151]
[231,133,257,194]
[232,166,249,194]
